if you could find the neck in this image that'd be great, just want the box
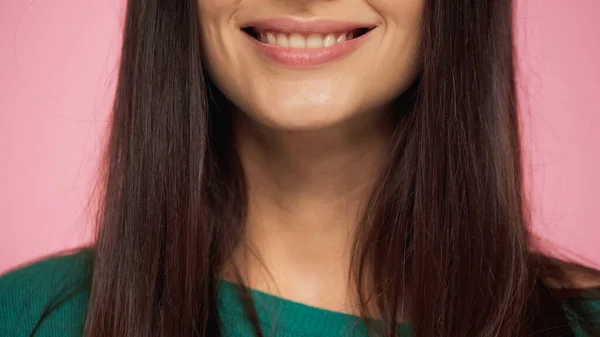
[229,109,392,313]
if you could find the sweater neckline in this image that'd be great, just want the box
[217,279,411,337]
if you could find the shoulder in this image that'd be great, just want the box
[562,291,600,337]
[0,248,93,337]
[555,266,600,336]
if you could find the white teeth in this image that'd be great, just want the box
[288,33,306,48]
[323,34,336,47]
[276,34,288,47]
[306,34,323,48]
[254,30,363,48]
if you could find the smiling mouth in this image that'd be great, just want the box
[241,27,373,49]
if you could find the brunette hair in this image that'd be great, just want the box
[81,0,599,336]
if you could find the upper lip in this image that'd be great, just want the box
[240,18,377,34]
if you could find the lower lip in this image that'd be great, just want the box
[245,31,372,68]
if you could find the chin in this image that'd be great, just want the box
[243,101,357,131]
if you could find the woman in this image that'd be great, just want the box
[1,0,599,336]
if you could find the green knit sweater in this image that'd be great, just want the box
[0,249,598,337]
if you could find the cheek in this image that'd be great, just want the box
[367,0,425,19]
[197,0,240,53]
[197,0,240,14]
[361,0,425,93]
[197,0,240,90]
[367,0,425,53]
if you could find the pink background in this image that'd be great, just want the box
[0,0,599,273]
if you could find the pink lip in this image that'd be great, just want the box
[242,19,375,68]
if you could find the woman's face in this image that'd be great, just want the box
[198,0,424,129]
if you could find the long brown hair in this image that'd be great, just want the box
[82,0,599,336]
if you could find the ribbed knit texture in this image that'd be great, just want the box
[0,249,598,336]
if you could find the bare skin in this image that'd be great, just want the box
[198,0,421,317]
[227,108,392,315]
